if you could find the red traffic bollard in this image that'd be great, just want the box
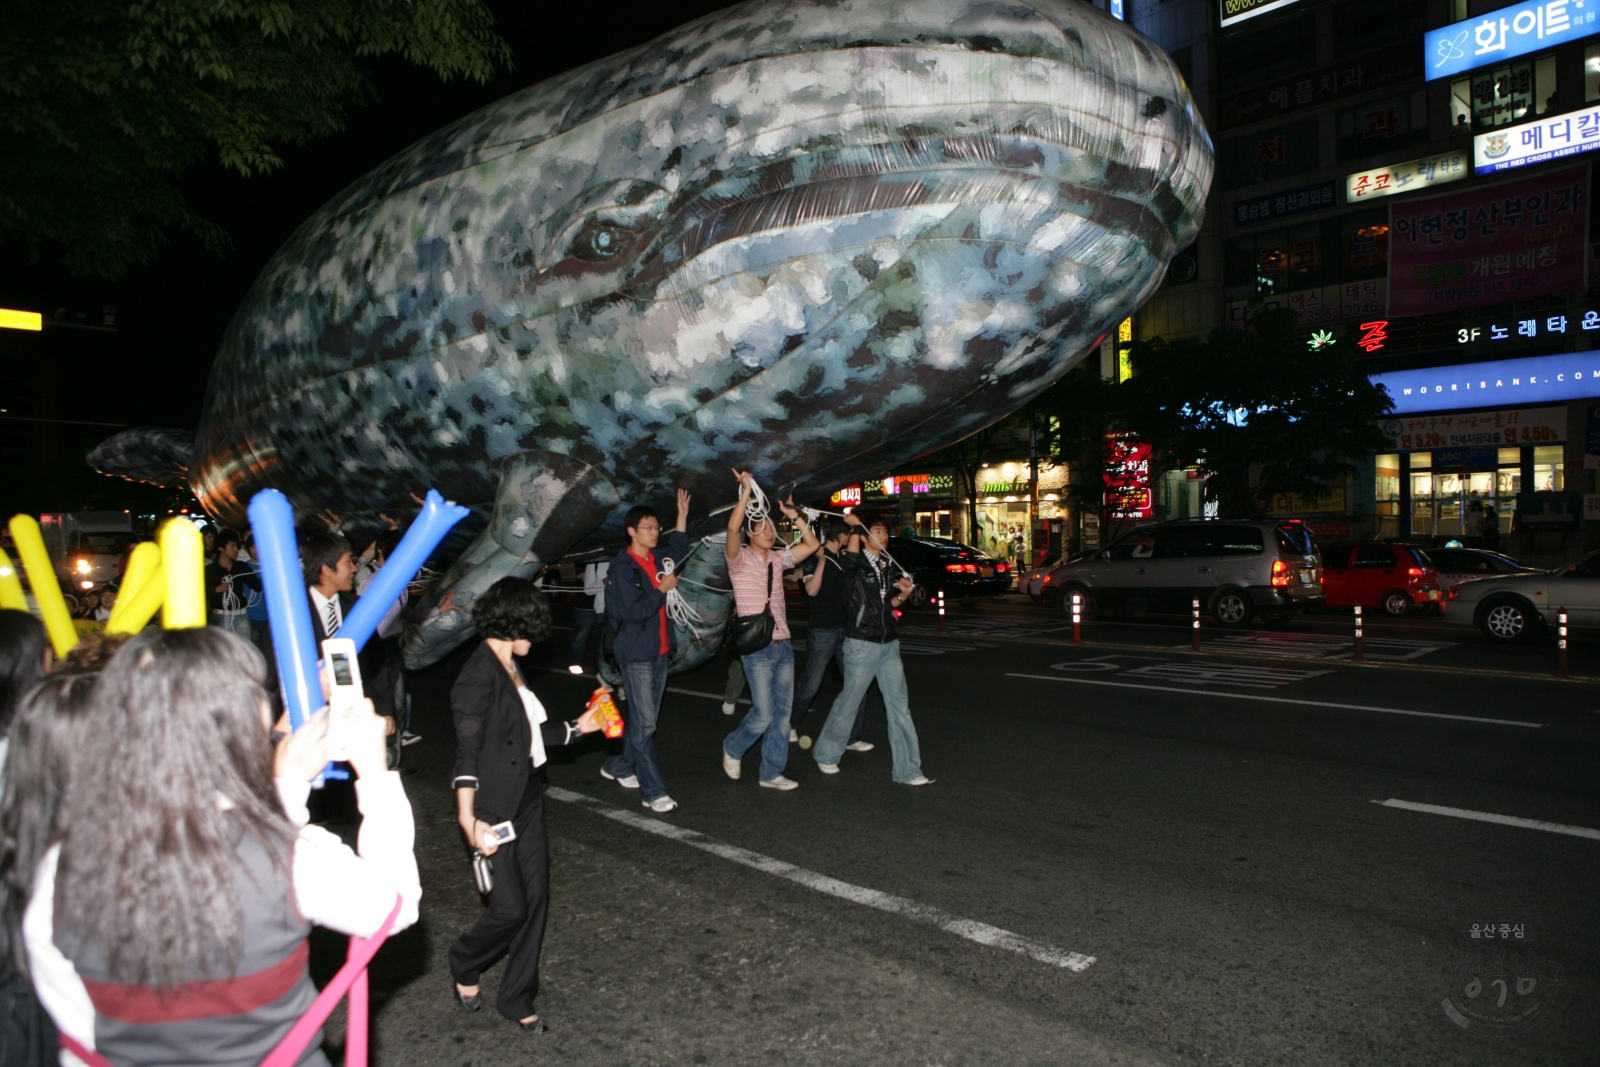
[1558,607,1568,678]
[1071,592,1083,645]
[937,589,946,634]
[1191,597,1201,651]
[1353,605,1364,663]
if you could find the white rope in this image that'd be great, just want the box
[658,555,719,640]
[742,475,772,536]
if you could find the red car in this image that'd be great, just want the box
[1319,542,1442,616]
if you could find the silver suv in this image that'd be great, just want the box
[1043,519,1323,625]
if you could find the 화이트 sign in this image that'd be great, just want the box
[1233,181,1338,227]
[1386,163,1589,316]
[1475,103,1600,173]
[1347,151,1469,202]
[1425,0,1600,81]
[1372,352,1600,414]
[1220,0,1299,28]
[1378,407,1568,448]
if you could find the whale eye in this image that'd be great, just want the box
[570,216,630,262]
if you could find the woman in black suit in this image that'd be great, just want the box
[448,577,601,1032]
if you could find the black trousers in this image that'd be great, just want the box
[448,775,550,1022]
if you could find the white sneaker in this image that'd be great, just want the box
[399,731,423,747]
[642,795,678,813]
[722,748,741,780]
[721,702,736,715]
[900,776,935,787]
[817,762,840,774]
[845,741,874,752]
[600,768,640,789]
[789,729,799,743]
[760,775,799,791]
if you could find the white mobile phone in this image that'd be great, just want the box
[320,638,364,762]
[482,820,517,849]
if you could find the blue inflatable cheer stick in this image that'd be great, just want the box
[248,489,324,734]
[339,489,469,654]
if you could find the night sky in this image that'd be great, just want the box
[0,0,737,512]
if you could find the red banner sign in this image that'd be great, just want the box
[1387,163,1589,316]
[1103,434,1153,520]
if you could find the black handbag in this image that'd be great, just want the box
[730,557,776,655]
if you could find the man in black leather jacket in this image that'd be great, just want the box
[809,514,933,785]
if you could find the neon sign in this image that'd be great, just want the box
[1425,0,1598,81]
[830,486,862,507]
[1103,434,1153,520]
[1357,320,1389,352]
[1371,351,1600,413]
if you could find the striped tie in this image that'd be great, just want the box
[325,598,339,637]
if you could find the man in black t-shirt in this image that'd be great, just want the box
[204,531,245,614]
[790,518,868,746]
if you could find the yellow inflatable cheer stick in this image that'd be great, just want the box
[106,542,161,632]
[105,559,164,635]
[0,546,27,612]
[8,515,78,658]
[160,518,206,630]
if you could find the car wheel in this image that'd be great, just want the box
[1054,584,1092,616]
[1211,588,1253,627]
[1480,599,1537,642]
[1381,589,1412,617]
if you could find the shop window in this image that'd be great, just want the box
[1217,23,1316,95]
[1333,0,1424,58]
[1588,44,1600,102]
[1340,210,1389,281]
[1223,119,1320,188]
[1374,454,1400,514]
[1337,93,1426,159]
[1453,55,1556,133]
[1533,445,1564,491]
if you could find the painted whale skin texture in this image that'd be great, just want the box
[92,0,1212,668]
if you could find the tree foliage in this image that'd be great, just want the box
[1116,309,1394,518]
[1,0,511,277]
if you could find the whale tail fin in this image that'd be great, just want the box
[87,427,195,488]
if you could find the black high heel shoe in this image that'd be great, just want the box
[453,982,483,1012]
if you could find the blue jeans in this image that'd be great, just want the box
[723,640,793,783]
[814,639,923,782]
[791,627,863,740]
[568,607,596,667]
[603,655,670,802]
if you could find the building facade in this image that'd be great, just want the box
[1110,0,1600,564]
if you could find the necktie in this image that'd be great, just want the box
[325,598,339,637]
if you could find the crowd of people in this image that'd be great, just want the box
[0,482,936,1065]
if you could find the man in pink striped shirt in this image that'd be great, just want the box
[720,470,820,790]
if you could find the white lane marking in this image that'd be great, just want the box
[1122,662,1331,690]
[546,786,1097,972]
[1005,673,1545,728]
[1374,799,1600,841]
[1195,632,1454,661]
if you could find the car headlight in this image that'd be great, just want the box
[74,559,91,573]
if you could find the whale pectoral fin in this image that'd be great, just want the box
[401,451,620,669]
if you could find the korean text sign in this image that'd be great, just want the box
[1386,163,1588,316]
[1103,434,1153,520]
[1425,0,1599,81]
[1475,102,1600,173]
[1346,151,1468,202]
[1219,42,1420,131]
[1377,407,1568,449]
[1372,352,1600,414]
[1233,181,1337,227]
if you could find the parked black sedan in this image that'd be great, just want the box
[885,536,1012,603]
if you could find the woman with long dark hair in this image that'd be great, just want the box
[24,627,421,1067]
[449,577,602,1033]
[0,610,49,785]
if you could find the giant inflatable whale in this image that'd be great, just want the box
[91,0,1212,668]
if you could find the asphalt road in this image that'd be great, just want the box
[346,592,1600,1067]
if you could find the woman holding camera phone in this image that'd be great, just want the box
[448,577,603,1033]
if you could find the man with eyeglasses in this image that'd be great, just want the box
[600,490,691,813]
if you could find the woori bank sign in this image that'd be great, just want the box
[1425,0,1600,80]
[1372,352,1600,413]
